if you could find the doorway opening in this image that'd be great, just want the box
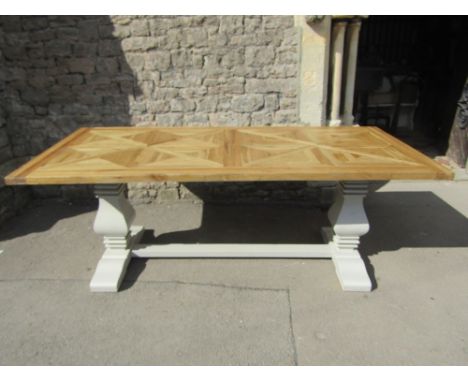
[354,16,468,159]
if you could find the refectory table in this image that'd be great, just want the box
[5,126,452,292]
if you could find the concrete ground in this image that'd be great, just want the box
[0,180,467,365]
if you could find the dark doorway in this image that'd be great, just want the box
[355,16,468,157]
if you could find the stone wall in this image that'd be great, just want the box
[0,24,31,224]
[0,15,332,215]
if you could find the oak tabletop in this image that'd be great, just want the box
[5,126,453,185]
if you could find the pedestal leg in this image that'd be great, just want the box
[323,181,372,291]
[90,184,142,292]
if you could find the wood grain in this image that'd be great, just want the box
[4,126,453,185]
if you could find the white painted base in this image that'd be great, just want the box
[322,227,371,292]
[89,248,132,292]
[132,243,332,258]
[90,182,373,293]
[90,225,144,292]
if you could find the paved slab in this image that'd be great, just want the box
[0,180,468,365]
[0,279,294,365]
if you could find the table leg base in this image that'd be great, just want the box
[89,249,132,292]
[332,254,372,292]
[322,227,372,292]
[89,225,144,292]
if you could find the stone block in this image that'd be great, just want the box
[34,106,48,116]
[27,44,45,59]
[229,32,282,47]
[22,16,48,31]
[231,94,264,113]
[72,42,98,57]
[196,96,218,112]
[96,57,119,75]
[67,58,95,74]
[21,89,49,106]
[171,50,190,68]
[220,48,245,68]
[139,81,154,98]
[112,24,131,39]
[244,16,262,33]
[271,64,298,79]
[277,46,298,64]
[183,69,204,87]
[179,184,202,202]
[3,46,27,60]
[183,113,209,126]
[179,87,208,98]
[212,95,231,111]
[1,16,22,32]
[5,68,27,81]
[12,144,28,157]
[139,70,161,82]
[56,27,79,41]
[251,111,274,126]
[165,181,179,188]
[126,53,146,71]
[219,16,244,34]
[78,19,99,42]
[48,16,79,28]
[145,51,171,71]
[170,99,196,112]
[166,29,182,49]
[111,16,133,26]
[25,119,48,130]
[217,77,245,95]
[245,46,275,66]
[170,75,203,89]
[264,16,294,29]
[273,110,298,124]
[29,58,55,70]
[128,188,151,204]
[281,27,299,46]
[0,145,12,164]
[131,19,150,37]
[279,97,297,110]
[155,113,183,126]
[157,188,180,203]
[153,88,179,100]
[208,32,228,47]
[148,17,174,33]
[209,112,250,126]
[245,78,296,97]
[30,29,55,42]
[98,40,121,57]
[44,40,72,57]
[147,100,170,113]
[129,100,147,114]
[27,74,55,89]
[183,27,208,48]
[98,24,115,39]
[264,94,279,111]
[63,103,90,115]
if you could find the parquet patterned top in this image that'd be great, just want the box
[5,126,452,185]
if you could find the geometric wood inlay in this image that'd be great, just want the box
[5,126,453,185]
